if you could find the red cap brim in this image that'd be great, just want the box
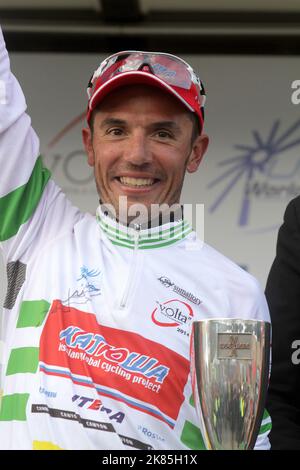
[87,71,197,124]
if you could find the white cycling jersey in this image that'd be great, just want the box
[0,28,271,450]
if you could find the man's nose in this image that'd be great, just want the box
[123,132,152,165]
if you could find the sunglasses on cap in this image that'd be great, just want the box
[86,51,206,130]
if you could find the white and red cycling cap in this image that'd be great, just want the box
[86,51,206,132]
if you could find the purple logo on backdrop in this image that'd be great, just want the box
[208,119,300,230]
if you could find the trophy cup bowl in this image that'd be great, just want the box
[190,319,271,450]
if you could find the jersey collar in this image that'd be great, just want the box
[96,205,192,250]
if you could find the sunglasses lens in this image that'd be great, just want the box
[147,56,192,89]
[98,53,195,91]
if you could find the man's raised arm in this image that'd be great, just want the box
[0,27,80,263]
[0,27,51,257]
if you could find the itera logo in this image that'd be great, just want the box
[151,299,193,328]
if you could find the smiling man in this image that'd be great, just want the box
[82,52,209,226]
[82,83,207,225]
[0,35,271,450]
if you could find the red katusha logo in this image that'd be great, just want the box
[151,299,193,328]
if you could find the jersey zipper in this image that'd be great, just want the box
[119,225,141,309]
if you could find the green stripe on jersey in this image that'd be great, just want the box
[110,228,192,250]
[17,300,50,328]
[6,347,39,375]
[259,409,272,435]
[97,215,192,249]
[0,156,51,241]
[259,422,272,435]
[180,420,206,450]
[0,393,29,421]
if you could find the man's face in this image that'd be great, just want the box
[82,84,208,219]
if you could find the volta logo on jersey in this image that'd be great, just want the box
[151,299,193,328]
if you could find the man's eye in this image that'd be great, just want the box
[156,130,172,139]
[108,128,124,136]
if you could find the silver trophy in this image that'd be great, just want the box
[190,319,271,450]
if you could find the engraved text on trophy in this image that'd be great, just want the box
[217,333,253,360]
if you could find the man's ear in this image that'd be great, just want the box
[187,134,209,173]
[82,127,95,167]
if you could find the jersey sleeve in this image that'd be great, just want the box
[254,410,272,449]
[0,26,82,264]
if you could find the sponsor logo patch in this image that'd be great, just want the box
[31,404,152,450]
[72,394,125,423]
[39,300,189,428]
[138,424,165,442]
[158,276,202,305]
[151,299,193,337]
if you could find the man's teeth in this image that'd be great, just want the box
[119,177,156,187]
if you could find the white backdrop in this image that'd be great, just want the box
[1,51,300,308]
